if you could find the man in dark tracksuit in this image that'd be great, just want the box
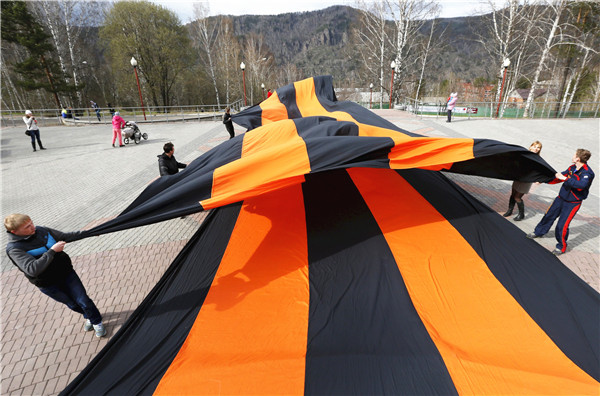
[157,142,187,176]
[5,214,106,337]
[528,149,594,255]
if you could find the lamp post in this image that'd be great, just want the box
[261,83,265,100]
[130,57,147,120]
[369,83,374,109]
[240,62,247,106]
[389,61,396,110]
[495,57,511,118]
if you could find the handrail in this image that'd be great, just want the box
[0,100,245,128]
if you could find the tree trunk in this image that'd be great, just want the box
[562,49,589,118]
[523,0,565,118]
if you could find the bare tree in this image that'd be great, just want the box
[241,34,273,105]
[192,3,221,107]
[354,0,392,108]
[30,1,105,107]
[415,7,444,102]
[214,17,241,105]
[385,0,439,104]
[523,0,569,117]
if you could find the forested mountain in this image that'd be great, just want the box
[1,1,598,113]
[225,6,489,83]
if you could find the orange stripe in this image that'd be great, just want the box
[202,120,310,210]
[260,91,290,125]
[349,167,598,395]
[292,77,475,167]
[155,184,309,395]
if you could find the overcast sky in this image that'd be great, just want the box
[152,0,494,23]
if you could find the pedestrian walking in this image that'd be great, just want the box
[4,214,107,337]
[91,100,101,121]
[112,111,126,147]
[503,141,543,221]
[223,107,235,139]
[23,110,46,152]
[527,149,595,255]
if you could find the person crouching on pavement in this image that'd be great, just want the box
[4,214,107,337]
[527,149,594,255]
[158,142,187,176]
[111,111,126,147]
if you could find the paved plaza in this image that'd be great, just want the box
[1,111,598,394]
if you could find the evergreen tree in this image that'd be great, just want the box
[1,1,77,108]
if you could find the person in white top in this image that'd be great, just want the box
[23,110,46,152]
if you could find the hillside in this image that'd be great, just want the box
[223,6,490,84]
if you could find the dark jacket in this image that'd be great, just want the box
[6,227,81,287]
[550,163,595,203]
[223,112,234,133]
[158,153,186,176]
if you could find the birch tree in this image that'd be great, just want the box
[523,0,569,117]
[214,17,241,105]
[354,0,392,108]
[385,0,438,104]
[476,0,543,117]
[415,8,444,102]
[241,34,274,105]
[30,1,106,107]
[192,3,221,107]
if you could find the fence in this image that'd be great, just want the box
[0,100,244,128]
[401,99,600,119]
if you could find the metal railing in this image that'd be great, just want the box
[400,99,600,119]
[0,100,244,128]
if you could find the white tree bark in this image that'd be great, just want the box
[415,16,439,102]
[193,3,221,107]
[562,48,590,118]
[523,0,567,118]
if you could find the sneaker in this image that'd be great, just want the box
[93,323,107,338]
[112,143,115,147]
[552,248,564,256]
[83,319,93,332]
[526,233,539,239]
[119,145,125,147]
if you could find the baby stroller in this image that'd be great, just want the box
[122,121,148,144]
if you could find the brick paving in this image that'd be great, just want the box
[1,112,598,394]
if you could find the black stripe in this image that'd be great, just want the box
[80,138,244,238]
[302,169,458,395]
[275,81,302,119]
[293,117,392,172]
[448,139,555,182]
[312,75,421,137]
[400,168,600,381]
[61,203,244,395]
[231,103,263,131]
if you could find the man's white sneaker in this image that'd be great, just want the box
[83,319,93,332]
[93,323,107,338]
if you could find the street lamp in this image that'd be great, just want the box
[240,62,247,106]
[495,57,511,118]
[261,83,265,100]
[389,61,396,110]
[369,83,374,109]
[130,57,147,120]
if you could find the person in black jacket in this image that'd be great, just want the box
[223,107,235,139]
[157,142,187,176]
[5,214,106,337]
